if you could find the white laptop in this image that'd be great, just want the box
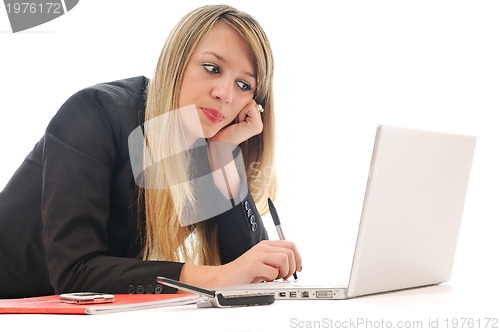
[217,124,476,300]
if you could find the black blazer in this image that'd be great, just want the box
[0,76,268,299]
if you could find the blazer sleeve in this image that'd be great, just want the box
[41,85,183,295]
[213,146,269,264]
[215,191,269,264]
[186,143,269,264]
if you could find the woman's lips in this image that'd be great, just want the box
[200,107,224,124]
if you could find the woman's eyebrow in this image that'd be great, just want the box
[203,51,225,62]
[202,51,256,79]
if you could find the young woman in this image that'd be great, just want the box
[0,4,301,299]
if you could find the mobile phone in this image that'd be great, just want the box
[59,292,115,304]
[156,276,275,308]
[196,292,276,308]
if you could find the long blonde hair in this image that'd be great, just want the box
[142,5,277,265]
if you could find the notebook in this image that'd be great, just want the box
[0,294,200,315]
[217,124,476,300]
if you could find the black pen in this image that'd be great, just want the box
[268,197,298,280]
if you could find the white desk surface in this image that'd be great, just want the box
[2,279,499,332]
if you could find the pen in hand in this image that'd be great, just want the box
[268,197,298,280]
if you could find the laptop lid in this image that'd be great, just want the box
[215,125,476,300]
[347,125,476,297]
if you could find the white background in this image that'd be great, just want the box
[1,0,499,325]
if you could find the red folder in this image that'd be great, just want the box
[0,293,200,315]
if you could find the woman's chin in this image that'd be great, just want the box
[202,128,221,140]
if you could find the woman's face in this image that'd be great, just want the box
[178,22,257,139]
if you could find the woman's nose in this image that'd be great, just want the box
[211,77,233,103]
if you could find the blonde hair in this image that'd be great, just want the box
[142,5,277,265]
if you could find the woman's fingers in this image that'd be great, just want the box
[212,100,263,146]
[235,100,263,135]
[261,240,302,275]
[250,240,301,281]
[250,262,280,283]
[222,240,302,285]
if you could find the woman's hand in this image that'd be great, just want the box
[222,240,302,284]
[179,240,302,290]
[205,100,264,199]
[209,100,264,146]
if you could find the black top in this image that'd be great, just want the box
[0,76,268,299]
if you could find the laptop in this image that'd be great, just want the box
[216,124,476,300]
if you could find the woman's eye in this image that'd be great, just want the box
[236,81,252,92]
[203,64,220,74]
